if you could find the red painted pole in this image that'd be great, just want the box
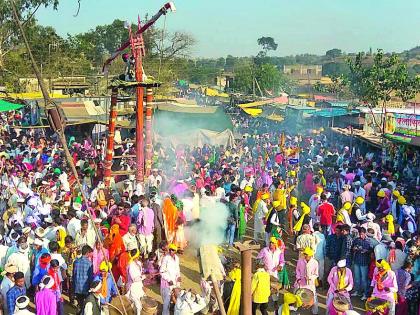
[135,58,144,182]
[145,87,153,177]
[104,88,118,187]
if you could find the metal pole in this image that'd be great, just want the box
[104,88,118,187]
[145,87,153,177]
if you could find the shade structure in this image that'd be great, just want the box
[0,99,24,112]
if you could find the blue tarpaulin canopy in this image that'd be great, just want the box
[311,108,359,118]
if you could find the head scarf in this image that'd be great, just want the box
[302,247,314,257]
[374,259,391,292]
[385,215,395,236]
[293,202,310,232]
[282,292,303,315]
[129,248,140,264]
[107,224,125,261]
[57,228,66,249]
[99,261,111,298]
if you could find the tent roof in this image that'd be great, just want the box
[0,99,24,112]
[310,108,359,118]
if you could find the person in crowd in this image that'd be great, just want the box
[35,275,57,315]
[251,260,270,315]
[313,224,326,287]
[13,295,34,315]
[126,248,146,315]
[160,244,181,315]
[173,288,206,315]
[1,263,18,315]
[317,193,335,236]
[73,245,94,310]
[351,227,372,300]
[257,236,285,279]
[83,280,104,315]
[6,272,26,315]
[295,247,319,315]
[137,198,155,255]
[326,259,353,313]
[371,259,398,315]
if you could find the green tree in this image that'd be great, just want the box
[326,48,342,59]
[257,36,278,58]
[344,50,420,132]
[0,0,59,69]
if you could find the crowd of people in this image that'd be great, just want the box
[0,102,418,315]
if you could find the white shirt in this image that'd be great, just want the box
[160,254,181,288]
[67,218,81,239]
[126,261,145,294]
[13,310,35,315]
[75,229,96,249]
[83,294,104,315]
[122,233,138,251]
[174,292,206,315]
[181,198,194,222]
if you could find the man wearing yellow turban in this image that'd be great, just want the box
[93,260,117,305]
[126,248,146,315]
[371,259,398,315]
[294,247,319,314]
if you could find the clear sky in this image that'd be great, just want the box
[36,0,420,58]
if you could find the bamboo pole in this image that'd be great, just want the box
[210,273,226,315]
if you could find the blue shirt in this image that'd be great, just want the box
[73,256,93,294]
[6,285,26,314]
[32,265,49,287]
[94,273,118,304]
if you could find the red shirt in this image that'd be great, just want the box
[317,202,335,225]
[111,214,130,235]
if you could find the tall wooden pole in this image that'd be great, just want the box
[234,241,260,315]
[104,88,118,187]
[145,87,153,177]
[132,32,145,183]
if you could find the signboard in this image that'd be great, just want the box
[385,113,420,137]
[384,112,420,146]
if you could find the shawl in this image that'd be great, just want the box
[281,292,303,315]
[107,224,125,262]
[227,268,241,315]
[57,227,66,250]
[338,269,346,290]
[293,203,310,232]
[238,205,246,239]
[163,197,178,234]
